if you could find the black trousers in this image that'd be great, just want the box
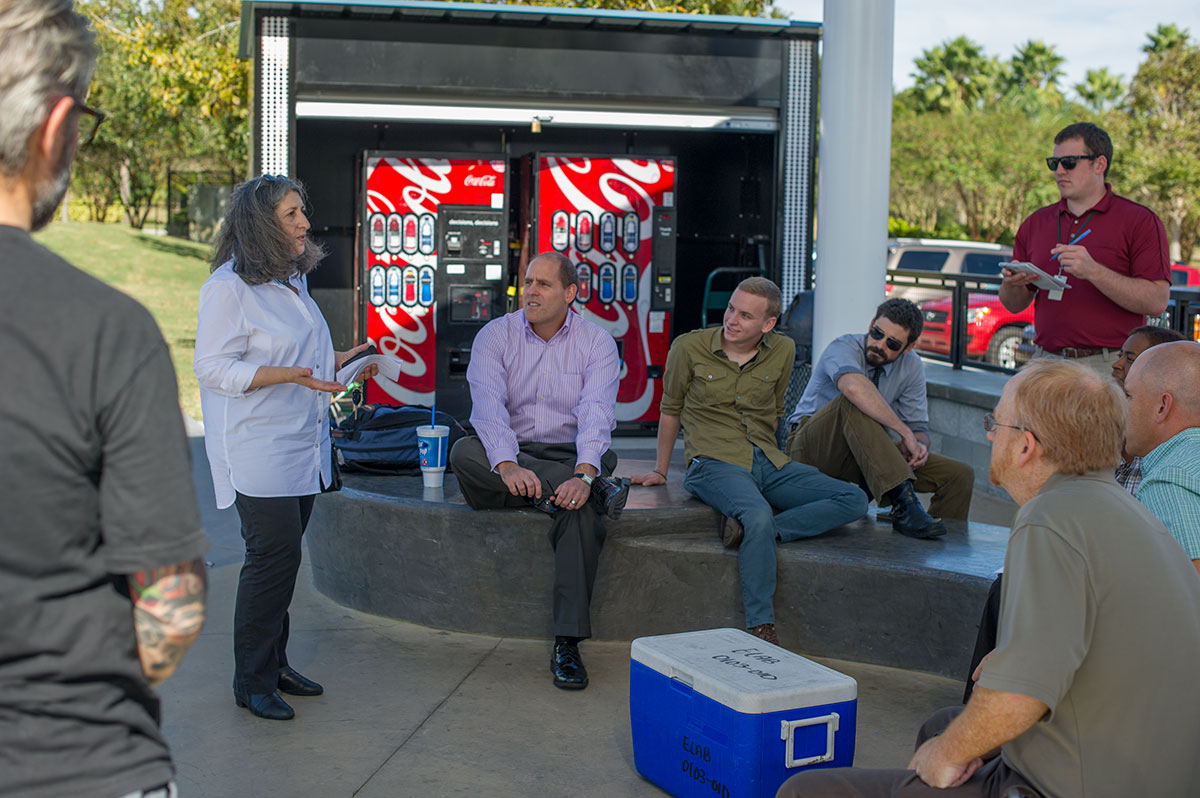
[963,574,1004,703]
[449,437,616,639]
[232,492,315,696]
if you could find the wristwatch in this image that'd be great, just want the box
[573,472,595,486]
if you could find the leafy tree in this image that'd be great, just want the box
[1119,27,1200,262]
[74,0,248,228]
[1073,68,1126,113]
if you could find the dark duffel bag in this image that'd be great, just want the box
[333,404,467,473]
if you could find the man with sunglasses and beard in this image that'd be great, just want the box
[999,122,1171,376]
[786,298,974,539]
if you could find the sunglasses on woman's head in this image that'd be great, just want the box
[253,174,288,191]
[869,326,904,352]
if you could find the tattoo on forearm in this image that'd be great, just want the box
[128,560,208,687]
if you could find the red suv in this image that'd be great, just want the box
[917,293,1034,370]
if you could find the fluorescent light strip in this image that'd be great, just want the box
[294,101,777,131]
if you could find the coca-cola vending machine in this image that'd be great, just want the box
[361,153,508,418]
[526,154,677,427]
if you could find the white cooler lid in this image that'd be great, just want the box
[631,628,857,715]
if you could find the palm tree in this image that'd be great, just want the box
[1073,68,1126,113]
[907,36,1001,112]
[1142,23,1190,54]
[1009,40,1065,91]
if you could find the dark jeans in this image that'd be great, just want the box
[682,448,867,628]
[232,492,315,696]
[449,437,617,639]
[776,706,1037,798]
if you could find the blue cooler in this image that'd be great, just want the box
[630,628,857,798]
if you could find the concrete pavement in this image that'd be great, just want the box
[167,433,999,797]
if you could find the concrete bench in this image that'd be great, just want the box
[306,463,1007,680]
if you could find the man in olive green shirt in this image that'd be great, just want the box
[632,278,866,645]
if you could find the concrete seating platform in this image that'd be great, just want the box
[307,462,1008,680]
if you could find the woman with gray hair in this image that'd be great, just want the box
[195,174,374,721]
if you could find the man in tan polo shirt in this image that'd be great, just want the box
[632,277,866,645]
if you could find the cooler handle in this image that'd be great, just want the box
[780,712,840,768]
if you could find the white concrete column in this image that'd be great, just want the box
[812,0,894,361]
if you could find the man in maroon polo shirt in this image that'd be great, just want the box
[999,122,1171,374]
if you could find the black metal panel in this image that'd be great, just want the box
[292,18,785,108]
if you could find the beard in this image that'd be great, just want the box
[30,145,74,231]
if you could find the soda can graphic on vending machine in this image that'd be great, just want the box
[402,213,418,253]
[369,265,386,307]
[402,265,419,306]
[531,155,676,425]
[598,263,616,304]
[622,212,639,254]
[385,265,402,306]
[576,211,594,252]
[418,266,434,307]
[369,213,386,253]
[418,214,436,255]
[386,213,403,253]
[621,263,638,304]
[551,210,570,251]
[598,212,617,253]
[576,263,593,304]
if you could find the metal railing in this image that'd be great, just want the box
[885,269,1200,374]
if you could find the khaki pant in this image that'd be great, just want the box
[786,395,973,520]
[1031,346,1119,376]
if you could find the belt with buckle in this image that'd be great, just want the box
[1043,346,1107,358]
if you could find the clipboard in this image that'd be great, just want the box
[1000,261,1070,292]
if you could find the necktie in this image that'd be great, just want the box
[870,367,882,387]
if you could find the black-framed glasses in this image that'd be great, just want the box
[73,99,105,148]
[869,326,904,352]
[983,413,1040,442]
[1046,154,1098,172]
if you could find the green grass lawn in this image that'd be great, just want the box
[33,222,211,421]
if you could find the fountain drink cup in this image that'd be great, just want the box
[417,424,449,488]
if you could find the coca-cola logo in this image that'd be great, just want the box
[464,174,497,187]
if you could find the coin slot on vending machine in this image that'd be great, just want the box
[651,207,677,312]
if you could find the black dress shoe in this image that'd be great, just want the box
[551,637,589,690]
[887,480,946,539]
[235,691,294,720]
[589,476,630,520]
[278,666,324,696]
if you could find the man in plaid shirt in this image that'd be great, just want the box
[1124,341,1200,577]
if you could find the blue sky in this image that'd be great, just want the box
[774,0,1200,94]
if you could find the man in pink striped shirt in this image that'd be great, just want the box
[449,252,629,690]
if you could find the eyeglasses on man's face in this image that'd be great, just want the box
[869,326,904,352]
[1045,154,1098,172]
[983,412,1040,442]
[73,99,106,148]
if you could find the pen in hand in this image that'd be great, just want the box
[1050,228,1091,260]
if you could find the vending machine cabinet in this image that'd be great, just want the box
[360,154,507,418]
[528,154,677,427]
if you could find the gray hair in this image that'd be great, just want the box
[211,175,326,284]
[0,0,96,177]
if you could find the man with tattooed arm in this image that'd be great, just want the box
[0,2,208,796]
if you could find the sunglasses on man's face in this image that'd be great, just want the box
[1045,154,1099,171]
[869,326,904,352]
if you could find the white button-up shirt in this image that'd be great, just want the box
[194,261,335,509]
